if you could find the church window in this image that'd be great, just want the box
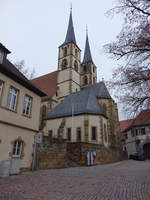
[67,128,71,142]
[63,47,67,57]
[104,124,107,142]
[83,76,88,85]
[103,103,107,113]
[77,128,81,142]
[83,65,87,72]
[0,50,4,64]
[91,127,97,141]
[93,67,95,73]
[75,49,78,57]
[74,60,78,72]
[62,59,68,69]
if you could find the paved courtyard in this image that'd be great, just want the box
[0,160,150,200]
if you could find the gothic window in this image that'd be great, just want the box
[74,60,78,72]
[104,124,107,143]
[93,67,95,73]
[67,128,71,142]
[62,59,68,69]
[103,103,107,113]
[75,49,78,57]
[83,65,87,72]
[77,128,81,142]
[63,47,67,57]
[91,127,97,141]
[83,76,88,85]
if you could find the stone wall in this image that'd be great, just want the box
[39,137,67,169]
[67,142,120,166]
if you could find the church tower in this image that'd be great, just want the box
[81,32,97,88]
[57,9,81,100]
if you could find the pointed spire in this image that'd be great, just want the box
[82,29,93,64]
[64,7,76,45]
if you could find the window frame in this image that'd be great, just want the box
[91,126,97,141]
[0,50,4,64]
[12,140,23,158]
[0,80,4,100]
[76,127,81,142]
[67,128,71,142]
[7,86,19,111]
[23,94,32,117]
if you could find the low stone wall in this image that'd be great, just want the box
[67,142,120,166]
[39,137,67,169]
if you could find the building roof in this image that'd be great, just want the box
[46,81,111,120]
[64,9,76,45]
[120,119,133,133]
[132,109,150,127]
[120,109,150,132]
[82,33,93,64]
[0,59,45,97]
[0,42,11,54]
[31,71,58,100]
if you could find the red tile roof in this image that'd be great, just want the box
[31,71,58,100]
[120,119,133,133]
[132,109,150,127]
[120,109,150,132]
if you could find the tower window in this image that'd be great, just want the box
[63,47,67,57]
[74,60,78,72]
[83,76,88,85]
[62,59,68,69]
[75,49,78,57]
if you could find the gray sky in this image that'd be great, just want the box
[1,0,126,119]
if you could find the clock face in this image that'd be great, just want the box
[0,50,4,63]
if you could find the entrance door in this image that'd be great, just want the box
[143,143,150,159]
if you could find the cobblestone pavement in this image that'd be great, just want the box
[0,160,150,200]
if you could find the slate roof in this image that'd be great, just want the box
[0,42,11,54]
[46,82,111,120]
[82,33,93,64]
[64,9,76,45]
[31,71,58,100]
[0,59,45,97]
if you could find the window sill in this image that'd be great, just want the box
[22,114,31,119]
[0,105,17,113]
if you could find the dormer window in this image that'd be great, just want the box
[0,50,4,64]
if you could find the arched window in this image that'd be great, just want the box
[104,124,107,143]
[103,103,107,113]
[63,47,67,57]
[84,76,88,85]
[83,65,87,72]
[12,139,23,157]
[62,59,68,69]
[75,49,78,57]
[74,60,78,72]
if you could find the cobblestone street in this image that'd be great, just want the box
[0,160,150,200]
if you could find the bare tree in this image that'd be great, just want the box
[105,0,150,116]
[14,60,36,80]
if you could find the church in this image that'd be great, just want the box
[32,9,121,165]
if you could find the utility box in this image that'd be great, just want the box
[10,158,20,175]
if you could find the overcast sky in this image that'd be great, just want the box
[1,0,126,119]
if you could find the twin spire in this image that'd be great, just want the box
[64,8,93,64]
